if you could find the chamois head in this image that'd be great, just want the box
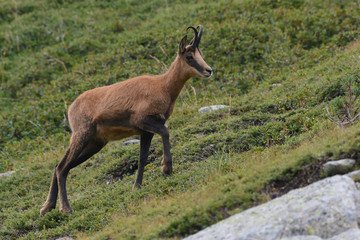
[178,25,213,78]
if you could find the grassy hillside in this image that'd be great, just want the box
[1,0,360,239]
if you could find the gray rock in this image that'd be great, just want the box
[347,170,360,179]
[328,228,360,239]
[56,237,73,240]
[0,170,17,178]
[123,139,140,145]
[184,175,360,240]
[347,170,360,190]
[322,159,356,176]
[280,236,323,240]
[272,83,282,86]
[198,105,229,113]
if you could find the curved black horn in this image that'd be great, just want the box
[196,25,203,46]
[187,26,198,48]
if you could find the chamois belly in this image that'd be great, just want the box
[96,124,140,141]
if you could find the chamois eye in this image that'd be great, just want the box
[186,55,193,60]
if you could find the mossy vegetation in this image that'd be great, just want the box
[1,0,360,239]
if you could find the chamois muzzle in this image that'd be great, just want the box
[205,68,213,78]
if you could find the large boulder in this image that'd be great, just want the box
[184,175,360,240]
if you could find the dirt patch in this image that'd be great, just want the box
[101,158,138,183]
[263,155,360,199]
[98,148,159,184]
[263,163,323,199]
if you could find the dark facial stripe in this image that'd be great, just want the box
[186,57,204,73]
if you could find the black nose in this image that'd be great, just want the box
[206,68,213,76]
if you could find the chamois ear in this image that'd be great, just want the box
[178,35,187,55]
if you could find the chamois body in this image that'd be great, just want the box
[41,25,212,215]
[69,58,188,142]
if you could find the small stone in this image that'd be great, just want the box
[0,170,17,178]
[272,83,282,86]
[322,159,356,176]
[123,139,140,145]
[199,105,229,113]
[56,237,73,240]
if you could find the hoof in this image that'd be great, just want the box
[40,203,56,216]
[132,183,141,191]
[60,206,73,214]
[161,165,172,176]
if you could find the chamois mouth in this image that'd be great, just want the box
[203,68,213,78]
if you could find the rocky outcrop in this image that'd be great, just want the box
[184,175,360,240]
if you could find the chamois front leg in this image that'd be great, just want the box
[133,132,154,190]
[160,133,172,176]
[137,116,173,176]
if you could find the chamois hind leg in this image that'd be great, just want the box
[133,132,154,190]
[68,138,107,169]
[40,150,69,216]
[55,127,104,214]
[137,116,173,176]
[40,138,106,216]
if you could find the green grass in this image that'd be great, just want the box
[1,0,360,239]
[88,124,360,240]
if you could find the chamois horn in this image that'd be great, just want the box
[187,25,202,48]
[196,25,203,46]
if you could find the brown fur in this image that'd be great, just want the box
[40,26,212,215]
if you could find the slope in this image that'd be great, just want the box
[1,0,360,239]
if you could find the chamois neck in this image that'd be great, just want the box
[162,56,190,101]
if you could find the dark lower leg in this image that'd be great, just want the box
[161,133,172,175]
[40,149,70,216]
[136,116,173,176]
[57,170,72,213]
[133,132,153,190]
[40,169,59,215]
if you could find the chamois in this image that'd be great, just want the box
[40,25,213,215]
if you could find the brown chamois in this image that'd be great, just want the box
[40,25,213,215]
